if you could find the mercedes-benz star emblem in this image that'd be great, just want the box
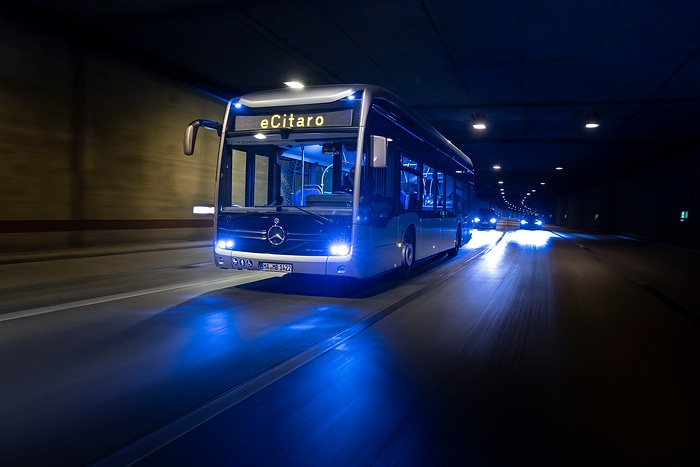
[267,223,286,245]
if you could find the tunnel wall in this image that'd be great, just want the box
[0,17,224,252]
[555,144,699,248]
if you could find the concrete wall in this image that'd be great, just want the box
[0,18,225,251]
[555,144,699,248]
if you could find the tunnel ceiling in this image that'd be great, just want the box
[7,1,700,211]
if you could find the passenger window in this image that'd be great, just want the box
[422,165,435,211]
[401,170,419,211]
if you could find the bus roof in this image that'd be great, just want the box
[232,84,473,171]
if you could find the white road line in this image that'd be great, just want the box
[0,276,256,323]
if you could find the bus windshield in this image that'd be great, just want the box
[220,135,358,211]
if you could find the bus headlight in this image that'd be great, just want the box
[329,242,350,256]
[217,239,235,249]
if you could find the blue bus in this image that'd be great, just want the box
[185,84,474,279]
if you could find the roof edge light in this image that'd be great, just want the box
[238,85,358,108]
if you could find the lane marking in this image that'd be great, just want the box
[0,276,259,323]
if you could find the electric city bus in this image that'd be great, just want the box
[184,84,474,279]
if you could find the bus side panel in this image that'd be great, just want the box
[336,225,379,277]
[416,217,442,260]
[369,217,403,274]
[442,217,460,250]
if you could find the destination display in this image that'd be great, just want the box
[234,109,353,131]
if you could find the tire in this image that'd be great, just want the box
[399,229,415,277]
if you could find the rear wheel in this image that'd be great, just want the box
[399,230,415,277]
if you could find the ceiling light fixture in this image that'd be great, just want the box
[585,112,601,129]
[472,114,486,130]
[284,81,304,88]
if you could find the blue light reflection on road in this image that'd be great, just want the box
[245,332,413,465]
[140,325,440,466]
[145,286,363,390]
[160,295,241,370]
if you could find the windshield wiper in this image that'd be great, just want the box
[287,205,334,224]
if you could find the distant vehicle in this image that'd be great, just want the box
[520,214,543,229]
[473,208,498,229]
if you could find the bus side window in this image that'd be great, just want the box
[407,192,420,210]
[444,174,455,213]
[401,169,419,211]
[422,165,435,210]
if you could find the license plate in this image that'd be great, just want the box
[259,262,293,273]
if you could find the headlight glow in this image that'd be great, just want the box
[490,217,497,223]
[521,219,528,225]
[473,217,481,223]
[217,239,234,249]
[329,242,350,256]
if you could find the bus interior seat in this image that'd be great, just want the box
[305,193,352,207]
[292,186,322,206]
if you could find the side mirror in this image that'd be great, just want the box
[184,119,222,156]
[370,135,387,168]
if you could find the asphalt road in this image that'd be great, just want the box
[1,229,698,466]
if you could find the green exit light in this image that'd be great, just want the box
[680,211,689,222]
